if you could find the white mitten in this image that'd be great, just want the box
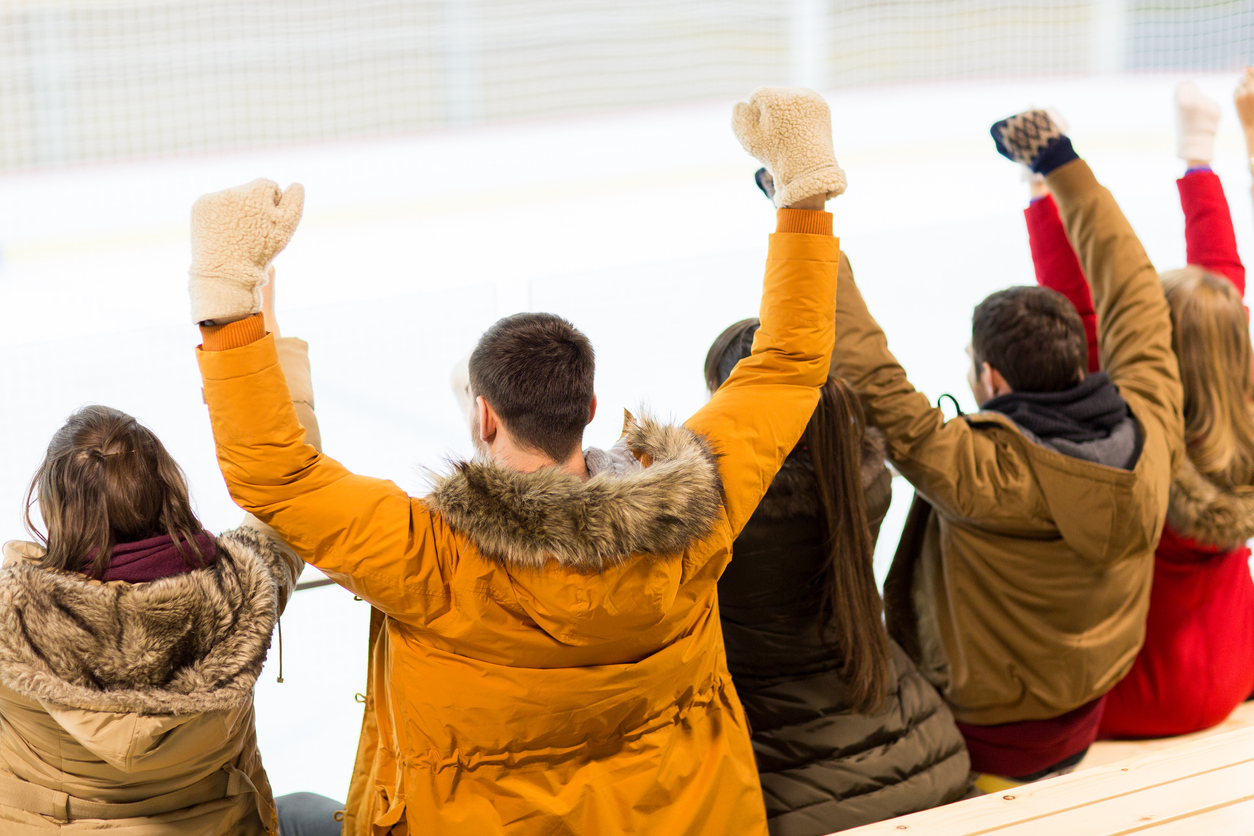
[1176,81,1221,163]
[732,87,846,208]
[189,179,305,324]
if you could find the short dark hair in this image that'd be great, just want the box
[972,286,1088,393]
[468,313,595,461]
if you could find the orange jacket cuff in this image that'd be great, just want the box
[200,314,266,351]
[776,208,833,236]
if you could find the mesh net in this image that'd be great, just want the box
[1,0,1253,172]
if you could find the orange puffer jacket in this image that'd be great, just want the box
[195,212,838,835]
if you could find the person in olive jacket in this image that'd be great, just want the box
[706,316,971,835]
[845,113,1183,787]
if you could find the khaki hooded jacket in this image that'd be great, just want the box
[833,160,1184,726]
[194,212,839,835]
[0,338,316,834]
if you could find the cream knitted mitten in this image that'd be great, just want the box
[189,179,305,324]
[732,87,846,208]
[1176,81,1221,163]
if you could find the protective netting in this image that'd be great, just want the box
[1,0,1252,172]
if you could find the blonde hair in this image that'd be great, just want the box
[1161,266,1254,488]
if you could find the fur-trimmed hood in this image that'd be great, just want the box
[425,413,723,572]
[1166,455,1254,548]
[0,527,283,717]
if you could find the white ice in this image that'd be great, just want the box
[2,73,1251,800]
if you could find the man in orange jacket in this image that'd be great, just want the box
[190,87,845,836]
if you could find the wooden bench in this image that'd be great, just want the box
[842,721,1254,834]
[1078,700,1254,768]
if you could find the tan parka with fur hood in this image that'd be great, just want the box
[194,210,839,835]
[0,338,317,834]
[835,160,1184,727]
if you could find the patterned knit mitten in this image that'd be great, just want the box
[1176,81,1221,163]
[1019,107,1069,182]
[991,109,1078,176]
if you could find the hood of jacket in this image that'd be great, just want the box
[425,413,723,572]
[423,414,724,645]
[1166,454,1254,548]
[958,406,1155,566]
[982,372,1142,470]
[0,527,281,736]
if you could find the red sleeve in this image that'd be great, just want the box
[1178,170,1246,296]
[1025,194,1101,372]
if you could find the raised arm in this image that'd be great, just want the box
[826,252,1034,521]
[1178,172,1245,292]
[992,110,1184,447]
[1176,81,1245,292]
[236,268,323,615]
[190,180,450,621]
[685,87,844,537]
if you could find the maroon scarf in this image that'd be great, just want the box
[83,532,217,583]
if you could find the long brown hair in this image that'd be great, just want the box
[1161,267,1254,488]
[24,405,209,578]
[706,319,891,712]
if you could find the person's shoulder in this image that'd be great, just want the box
[1,540,43,568]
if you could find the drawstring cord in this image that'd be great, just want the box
[938,393,966,417]
[276,616,284,684]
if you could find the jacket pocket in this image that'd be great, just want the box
[372,785,407,836]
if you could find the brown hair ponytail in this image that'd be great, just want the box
[706,318,891,713]
[24,405,209,578]
[808,377,890,712]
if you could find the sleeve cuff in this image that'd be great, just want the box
[199,314,267,351]
[776,208,833,236]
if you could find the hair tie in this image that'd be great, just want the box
[87,448,134,460]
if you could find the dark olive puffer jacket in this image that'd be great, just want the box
[719,429,971,835]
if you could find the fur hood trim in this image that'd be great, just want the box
[754,427,888,520]
[425,414,723,571]
[1166,455,1254,548]
[0,528,281,716]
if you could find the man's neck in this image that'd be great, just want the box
[493,443,589,480]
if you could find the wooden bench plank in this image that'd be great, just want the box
[842,725,1254,835]
[1133,798,1254,835]
[969,760,1254,835]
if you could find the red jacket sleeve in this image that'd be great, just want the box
[1025,194,1101,372]
[1178,170,1246,296]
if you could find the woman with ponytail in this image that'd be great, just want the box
[0,272,322,834]
[706,319,970,835]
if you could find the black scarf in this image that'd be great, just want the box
[982,372,1130,444]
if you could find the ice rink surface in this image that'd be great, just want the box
[3,73,1252,799]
